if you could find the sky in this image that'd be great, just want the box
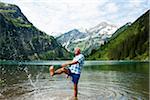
[0,0,149,36]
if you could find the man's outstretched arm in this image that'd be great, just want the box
[61,60,78,67]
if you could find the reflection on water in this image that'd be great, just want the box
[0,61,149,100]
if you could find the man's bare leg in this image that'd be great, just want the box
[74,83,78,98]
[49,66,69,76]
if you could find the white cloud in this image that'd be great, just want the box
[105,2,118,13]
[129,0,148,8]
[0,0,149,36]
[14,0,108,35]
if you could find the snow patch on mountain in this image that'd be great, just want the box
[56,22,118,55]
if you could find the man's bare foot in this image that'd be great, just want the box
[49,66,54,76]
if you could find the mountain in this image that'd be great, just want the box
[88,10,149,60]
[0,2,72,60]
[86,22,117,39]
[56,29,87,51]
[56,22,117,55]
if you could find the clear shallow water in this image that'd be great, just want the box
[0,61,149,100]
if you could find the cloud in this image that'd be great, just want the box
[105,2,118,14]
[0,0,149,36]
[129,0,147,7]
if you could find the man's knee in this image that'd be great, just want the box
[49,66,54,70]
[61,67,65,72]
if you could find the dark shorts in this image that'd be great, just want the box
[68,69,80,84]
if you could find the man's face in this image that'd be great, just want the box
[74,48,80,55]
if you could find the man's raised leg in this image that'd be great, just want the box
[49,66,69,77]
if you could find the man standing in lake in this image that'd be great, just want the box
[49,47,85,99]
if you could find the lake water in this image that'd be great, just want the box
[0,61,149,100]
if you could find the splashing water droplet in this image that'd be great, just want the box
[24,67,36,89]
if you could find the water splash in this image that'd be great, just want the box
[24,67,37,88]
[0,93,5,99]
[23,66,44,100]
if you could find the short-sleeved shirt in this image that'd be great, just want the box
[69,54,85,74]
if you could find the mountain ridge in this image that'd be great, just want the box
[0,2,72,60]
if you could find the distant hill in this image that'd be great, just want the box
[88,10,149,60]
[0,2,72,60]
[56,22,117,55]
